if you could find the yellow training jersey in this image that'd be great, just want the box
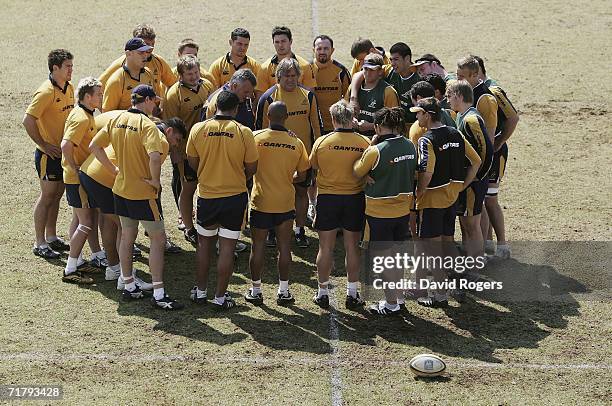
[102,66,157,112]
[209,53,261,89]
[163,80,215,132]
[25,77,75,147]
[91,109,168,200]
[256,53,317,93]
[61,104,96,184]
[186,115,258,199]
[473,82,498,137]
[79,111,124,188]
[100,53,176,89]
[314,60,351,133]
[171,66,217,90]
[255,85,322,153]
[251,125,310,213]
[309,129,371,194]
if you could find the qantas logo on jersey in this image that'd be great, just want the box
[328,145,365,152]
[439,142,460,150]
[184,97,191,102]
[258,142,296,150]
[207,131,234,138]
[287,110,307,117]
[315,86,340,91]
[115,123,138,131]
[61,104,74,112]
[193,103,203,111]
[223,69,230,75]
[390,154,415,163]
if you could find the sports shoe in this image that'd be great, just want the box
[245,288,263,305]
[277,290,296,306]
[117,273,154,291]
[33,245,60,259]
[266,230,277,247]
[184,228,198,246]
[190,286,207,304]
[105,266,121,281]
[165,238,183,254]
[151,294,184,310]
[495,244,512,259]
[211,296,236,310]
[368,301,401,316]
[132,244,142,258]
[345,293,365,310]
[47,237,69,252]
[484,240,496,255]
[313,294,329,309]
[122,286,144,301]
[177,217,186,231]
[417,296,449,308]
[62,271,94,285]
[295,230,309,248]
[89,255,108,269]
[234,241,247,253]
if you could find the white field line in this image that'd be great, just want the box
[328,285,343,406]
[311,0,319,37]
[1,352,610,371]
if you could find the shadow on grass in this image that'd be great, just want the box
[73,237,595,361]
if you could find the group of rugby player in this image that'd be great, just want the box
[23,23,518,314]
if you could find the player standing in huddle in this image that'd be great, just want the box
[209,28,261,89]
[23,49,75,258]
[246,101,310,306]
[187,91,258,310]
[311,100,370,310]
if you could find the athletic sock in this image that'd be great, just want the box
[91,250,105,259]
[213,295,226,305]
[65,256,78,275]
[109,264,120,272]
[397,297,405,305]
[293,226,300,234]
[251,279,262,295]
[46,236,59,243]
[125,280,136,292]
[278,280,289,295]
[196,287,207,299]
[347,282,358,298]
[317,287,329,298]
[153,287,165,300]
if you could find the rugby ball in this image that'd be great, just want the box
[409,353,446,377]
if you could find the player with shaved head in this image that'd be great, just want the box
[246,101,310,306]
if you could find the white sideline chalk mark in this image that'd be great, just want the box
[1,352,610,371]
[328,285,343,406]
[311,0,319,37]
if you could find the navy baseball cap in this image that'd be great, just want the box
[125,38,153,52]
[131,84,159,103]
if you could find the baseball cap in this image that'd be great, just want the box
[125,37,153,52]
[362,53,383,70]
[131,84,159,103]
[412,53,443,68]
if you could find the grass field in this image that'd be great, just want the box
[1,0,611,404]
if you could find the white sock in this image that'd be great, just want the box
[293,226,300,234]
[397,297,405,305]
[196,288,207,299]
[65,256,78,274]
[91,250,105,259]
[125,280,136,292]
[46,236,59,243]
[77,252,85,264]
[214,295,226,305]
[109,264,120,272]
[347,282,358,298]
[317,287,328,298]
[35,243,49,249]
[153,287,165,300]
[278,280,289,294]
[384,301,400,311]
[251,279,262,295]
